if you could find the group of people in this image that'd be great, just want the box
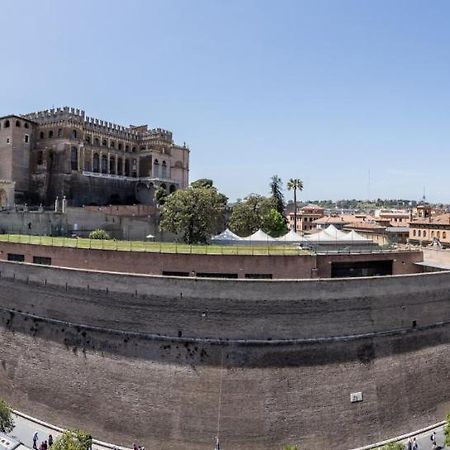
[406,431,440,450]
[32,432,53,450]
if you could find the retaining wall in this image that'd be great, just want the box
[0,261,449,449]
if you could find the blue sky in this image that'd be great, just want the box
[1,0,450,202]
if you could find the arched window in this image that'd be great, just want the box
[37,151,43,166]
[15,120,21,127]
[48,130,54,138]
[101,155,108,173]
[413,229,416,237]
[85,135,91,144]
[169,184,176,193]
[443,232,447,239]
[24,122,29,129]
[40,131,44,139]
[58,128,62,137]
[4,120,10,128]
[132,146,136,153]
[71,147,78,171]
[431,231,435,237]
[102,139,107,147]
[161,161,167,178]
[117,157,123,175]
[124,159,130,176]
[437,231,441,238]
[93,153,100,172]
[72,130,77,139]
[131,159,137,177]
[125,145,130,152]
[153,159,159,177]
[418,230,421,237]
[94,137,100,146]
[118,143,123,151]
[109,156,116,174]
[110,141,115,149]
[423,230,427,238]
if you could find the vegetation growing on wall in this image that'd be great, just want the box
[88,229,111,240]
[0,399,14,433]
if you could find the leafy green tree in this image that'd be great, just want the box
[445,413,450,446]
[261,208,288,237]
[51,430,92,450]
[160,184,227,244]
[155,186,169,205]
[190,178,214,189]
[229,195,287,237]
[88,229,111,240]
[0,399,14,433]
[287,178,304,232]
[270,175,285,216]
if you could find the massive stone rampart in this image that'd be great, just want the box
[0,261,449,449]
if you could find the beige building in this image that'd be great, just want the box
[0,107,190,206]
[409,213,450,247]
[287,204,324,233]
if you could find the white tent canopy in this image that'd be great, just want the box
[345,230,373,242]
[211,228,242,242]
[305,225,349,242]
[242,229,277,242]
[276,229,306,243]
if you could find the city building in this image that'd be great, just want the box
[0,107,190,207]
[287,203,324,232]
[409,213,450,247]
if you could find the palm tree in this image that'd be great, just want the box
[287,178,304,232]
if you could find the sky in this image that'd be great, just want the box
[1,0,450,202]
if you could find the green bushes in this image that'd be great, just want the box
[51,430,92,450]
[88,229,111,240]
[445,413,450,446]
[0,399,14,433]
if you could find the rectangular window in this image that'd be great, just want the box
[6,138,10,144]
[7,253,25,262]
[24,135,29,143]
[162,271,190,277]
[196,272,238,279]
[32,256,52,265]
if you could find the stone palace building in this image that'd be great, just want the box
[0,107,190,207]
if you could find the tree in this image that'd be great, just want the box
[155,186,168,206]
[0,399,14,433]
[51,430,91,450]
[287,178,304,232]
[160,184,227,244]
[228,195,287,237]
[270,175,285,215]
[445,413,450,446]
[190,178,214,189]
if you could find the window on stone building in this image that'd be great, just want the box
[40,131,44,139]
[58,128,63,137]
[102,139,107,147]
[6,138,10,144]
[161,161,167,178]
[132,146,136,153]
[124,159,130,176]
[48,130,54,138]
[85,135,91,144]
[110,141,115,149]
[71,147,78,171]
[4,120,10,128]
[101,154,108,173]
[24,122,29,129]
[110,156,116,174]
[117,157,123,175]
[418,230,421,237]
[437,231,440,239]
[93,153,100,172]
[170,184,176,193]
[72,130,77,139]
[15,120,21,127]
[118,143,123,151]
[443,232,447,239]
[423,230,427,238]
[24,135,29,143]
[153,159,159,177]
[125,145,130,152]
[37,151,43,165]
[413,229,416,237]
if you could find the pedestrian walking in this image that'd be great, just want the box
[48,435,53,448]
[32,432,39,450]
[413,437,419,450]
[430,431,436,445]
[407,438,413,450]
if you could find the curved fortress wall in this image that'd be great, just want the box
[0,261,449,449]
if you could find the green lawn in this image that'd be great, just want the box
[0,234,311,256]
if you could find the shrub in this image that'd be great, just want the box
[445,413,450,446]
[51,430,91,450]
[0,399,15,433]
[88,229,111,240]
[282,445,298,450]
[379,442,404,450]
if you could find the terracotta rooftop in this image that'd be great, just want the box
[410,213,450,226]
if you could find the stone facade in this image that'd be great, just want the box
[0,107,190,206]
